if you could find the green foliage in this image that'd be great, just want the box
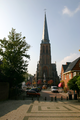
[60,80,65,88]
[67,76,79,93]
[47,80,53,85]
[76,76,80,89]
[0,28,30,88]
[64,87,68,93]
[24,72,33,82]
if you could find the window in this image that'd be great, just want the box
[69,73,71,79]
[62,74,63,80]
[78,72,80,76]
[73,72,76,77]
[65,74,66,80]
[46,46,48,54]
[43,46,45,53]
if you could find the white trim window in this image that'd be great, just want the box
[62,74,63,80]
[73,72,76,77]
[65,74,66,80]
[69,73,71,79]
[78,72,80,76]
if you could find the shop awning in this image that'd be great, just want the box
[58,83,63,87]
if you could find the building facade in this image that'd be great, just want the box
[35,13,59,85]
[61,57,80,88]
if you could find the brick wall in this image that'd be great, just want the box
[0,82,9,101]
[72,59,80,70]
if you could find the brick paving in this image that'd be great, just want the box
[41,90,68,101]
[0,91,80,120]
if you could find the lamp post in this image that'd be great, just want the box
[43,73,46,85]
[54,71,55,86]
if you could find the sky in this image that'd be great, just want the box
[0,0,80,76]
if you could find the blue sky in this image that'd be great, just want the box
[0,0,80,75]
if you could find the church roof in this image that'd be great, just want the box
[42,13,49,43]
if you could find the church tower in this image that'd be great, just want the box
[35,13,59,85]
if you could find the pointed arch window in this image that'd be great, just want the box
[46,46,48,54]
[43,46,45,53]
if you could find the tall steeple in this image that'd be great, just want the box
[42,12,49,43]
[35,12,59,86]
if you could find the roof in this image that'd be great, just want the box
[42,13,49,44]
[62,62,71,72]
[65,57,80,72]
[62,65,69,72]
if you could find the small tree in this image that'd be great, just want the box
[76,76,80,90]
[0,28,30,88]
[60,80,65,88]
[26,81,31,86]
[48,80,53,86]
[37,79,42,85]
[67,76,79,94]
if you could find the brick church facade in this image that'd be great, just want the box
[35,13,59,86]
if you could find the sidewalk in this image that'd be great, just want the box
[0,99,80,120]
[0,89,80,120]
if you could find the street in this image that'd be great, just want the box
[40,90,68,101]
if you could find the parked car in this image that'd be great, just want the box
[31,88,39,92]
[26,90,40,97]
[37,86,42,91]
[51,86,58,93]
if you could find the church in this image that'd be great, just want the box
[35,13,59,86]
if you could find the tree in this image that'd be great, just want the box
[26,81,31,86]
[48,80,53,86]
[37,79,42,85]
[60,80,65,88]
[0,28,30,88]
[67,76,79,94]
[76,76,80,90]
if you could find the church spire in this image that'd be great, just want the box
[42,12,49,43]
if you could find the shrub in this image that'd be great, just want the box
[64,87,68,93]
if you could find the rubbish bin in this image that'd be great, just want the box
[69,94,72,100]
[74,94,77,100]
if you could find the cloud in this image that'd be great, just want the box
[62,5,80,16]
[57,53,80,75]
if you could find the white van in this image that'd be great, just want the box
[51,86,58,93]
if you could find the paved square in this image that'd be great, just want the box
[24,100,80,120]
[0,100,80,120]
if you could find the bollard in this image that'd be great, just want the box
[45,97,47,101]
[37,96,39,101]
[74,94,77,100]
[55,96,57,101]
[69,94,72,100]
[61,96,63,100]
[32,96,33,101]
[51,97,53,101]
[67,96,68,100]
